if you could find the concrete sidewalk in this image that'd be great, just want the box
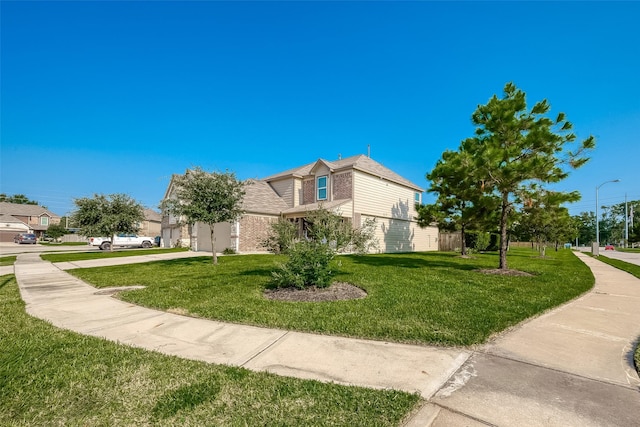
[14,252,469,402]
[12,251,640,426]
[424,251,640,426]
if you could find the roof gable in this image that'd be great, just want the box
[262,155,423,191]
[0,202,60,218]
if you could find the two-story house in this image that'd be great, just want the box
[161,155,438,253]
[0,202,61,242]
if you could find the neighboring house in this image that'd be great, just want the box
[138,209,162,237]
[0,202,61,242]
[161,155,439,253]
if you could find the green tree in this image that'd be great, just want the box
[417,149,499,256]
[162,168,246,265]
[0,193,39,205]
[72,194,145,252]
[574,211,596,245]
[517,187,579,255]
[45,223,67,241]
[461,82,594,270]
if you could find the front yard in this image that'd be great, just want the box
[69,248,594,346]
[0,275,418,426]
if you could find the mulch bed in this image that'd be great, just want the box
[264,282,367,302]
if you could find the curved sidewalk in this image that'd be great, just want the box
[13,252,469,401]
[12,251,640,426]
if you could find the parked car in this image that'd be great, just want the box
[604,245,615,251]
[14,233,37,244]
[89,234,155,250]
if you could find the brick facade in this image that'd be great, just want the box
[239,215,278,252]
[303,179,315,205]
[332,171,352,200]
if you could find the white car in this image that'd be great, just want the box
[89,234,155,250]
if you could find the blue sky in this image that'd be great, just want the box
[2,1,638,217]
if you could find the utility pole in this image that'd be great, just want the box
[625,194,628,248]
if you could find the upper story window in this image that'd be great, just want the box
[317,175,328,201]
[40,216,49,226]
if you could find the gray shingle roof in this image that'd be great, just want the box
[262,154,423,191]
[242,180,290,215]
[144,209,162,222]
[0,202,60,218]
[0,213,27,225]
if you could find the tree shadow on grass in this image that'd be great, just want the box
[152,378,221,420]
[347,253,480,271]
[0,275,13,290]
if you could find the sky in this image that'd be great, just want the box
[1,1,639,217]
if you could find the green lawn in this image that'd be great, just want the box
[41,247,188,263]
[39,241,89,246]
[594,255,640,280]
[618,248,640,253]
[69,248,594,346]
[0,275,419,426]
[0,256,17,266]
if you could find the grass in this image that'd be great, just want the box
[39,241,89,246]
[0,256,17,266]
[69,248,594,346]
[593,255,640,280]
[41,247,188,263]
[0,275,419,426]
[618,248,640,253]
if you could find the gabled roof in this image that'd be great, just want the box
[0,213,28,225]
[144,209,162,222]
[0,202,60,218]
[262,154,423,191]
[243,180,290,215]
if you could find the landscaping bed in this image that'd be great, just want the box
[69,248,594,346]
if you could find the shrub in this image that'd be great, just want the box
[222,248,237,255]
[271,241,334,289]
[267,207,377,289]
[262,218,298,254]
[475,232,491,251]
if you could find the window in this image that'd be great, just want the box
[415,192,421,204]
[317,175,328,200]
[40,216,49,226]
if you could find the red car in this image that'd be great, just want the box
[604,245,615,251]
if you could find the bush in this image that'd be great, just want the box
[475,232,491,251]
[262,218,298,254]
[271,241,335,289]
[222,248,237,255]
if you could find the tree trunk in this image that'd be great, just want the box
[210,225,217,265]
[460,224,467,256]
[499,192,509,270]
[110,233,115,252]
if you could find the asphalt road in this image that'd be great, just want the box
[597,248,640,266]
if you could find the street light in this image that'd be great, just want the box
[596,179,620,252]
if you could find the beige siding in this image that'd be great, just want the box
[353,171,435,253]
[353,170,419,220]
[293,179,302,206]
[269,178,295,208]
[361,215,438,253]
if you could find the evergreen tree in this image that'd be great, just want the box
[461,83,594,269]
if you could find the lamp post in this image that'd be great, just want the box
[595,179,620,253]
